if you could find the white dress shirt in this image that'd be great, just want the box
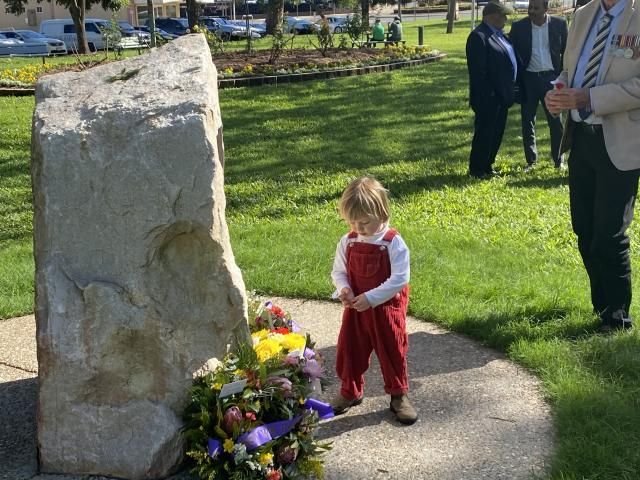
[528,17,554,72]
[331,225,410,308]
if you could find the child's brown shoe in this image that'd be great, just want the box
[331,394,364,415]
[390,394,418,425]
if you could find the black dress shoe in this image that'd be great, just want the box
[598,318,633,333]
[469,171,489,180]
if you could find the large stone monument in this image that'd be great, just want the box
[31,35,247,479]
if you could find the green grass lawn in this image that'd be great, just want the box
[1,18,639,479]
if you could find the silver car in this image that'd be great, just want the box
[0,32,49,56]
[1,29,67,55]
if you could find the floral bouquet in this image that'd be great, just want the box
[183,300,332,480]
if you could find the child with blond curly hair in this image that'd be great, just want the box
[330,176,417,425]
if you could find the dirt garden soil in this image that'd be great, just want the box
[210,47,400,73]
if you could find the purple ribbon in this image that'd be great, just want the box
[208,438,221,458]
[207,399,334,457]
[304,398,334,419]
[237,416,301,450]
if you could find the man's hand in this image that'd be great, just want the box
[352,294,372,312]
[338,287,355,308]
[545,87,591,114]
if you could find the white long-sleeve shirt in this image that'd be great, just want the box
[331,225,410,308]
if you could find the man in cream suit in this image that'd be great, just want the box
[546,0,640,331]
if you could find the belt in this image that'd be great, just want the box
[574,122,603,135]
[525,70,555,76]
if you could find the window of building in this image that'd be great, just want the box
[166,5,177,17]
[136,7,148,26]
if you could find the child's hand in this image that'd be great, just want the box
[338,287,355,308]
[352,294,371,312]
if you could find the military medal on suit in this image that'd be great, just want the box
[610,33,640,58]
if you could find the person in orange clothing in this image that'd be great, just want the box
[330,176,417,425]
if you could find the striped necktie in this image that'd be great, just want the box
[579,13,613,119]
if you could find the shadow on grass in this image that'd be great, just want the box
[507,174,569,189]
[451,306,598,351]
[222,59,474,183]
[550,346,640,478]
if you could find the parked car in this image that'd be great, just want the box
[0,29,67,55]
[40,18,114,51]
[321,15,349,33]
[117,21,151,40]
[284,16,319,34]
[136,25,178,41]
[150,17,190,36]
[199,17,261,40]
[228,19,267,38]
[249,22,267,37]
[0,32,49,56]
[513,0,529,9]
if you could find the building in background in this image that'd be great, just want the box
[0,0,183,30]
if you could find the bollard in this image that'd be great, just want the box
[418,25,424,46]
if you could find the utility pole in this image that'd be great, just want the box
[147,0,156,47]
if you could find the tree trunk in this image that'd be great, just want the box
[446,0,456,33]
[147,0,156,47]
[69,0,89,54]
[266,0,284,35]
[186,0,200,30]
[360,0,369,28]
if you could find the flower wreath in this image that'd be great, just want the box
[183,300,333,480]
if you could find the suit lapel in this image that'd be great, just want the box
[601,0,637,79]
[524,20,533,65]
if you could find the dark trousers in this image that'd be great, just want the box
[521,71,564,166]
[469,101,509,176]
[569,123,640,323]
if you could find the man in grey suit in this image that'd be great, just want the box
[510,0,568,170]
[546,0,640,331]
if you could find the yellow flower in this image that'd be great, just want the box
[213,383,222,390]
[268,333,285,344]
[254,338,283,362]
[280,333,306,352]
[252,329,270,341]
[234,369,245,378]
[258,452,274,465]
[298,397,305,404]
[223,438,234,453]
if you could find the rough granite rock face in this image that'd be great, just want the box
[31,35,248,479]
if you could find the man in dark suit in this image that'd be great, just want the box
[510,0,568,170]
[466,1,519,179]
[546,0,640,332]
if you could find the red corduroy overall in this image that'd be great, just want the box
[335,229,409,400]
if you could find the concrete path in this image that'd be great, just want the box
[0,298,553,480]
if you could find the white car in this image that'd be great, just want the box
[322,15,350,33]
[1,29,67,55]
[513,0,529,10]
[0,32,49,56]
[200,17,261,40]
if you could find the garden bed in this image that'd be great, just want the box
[0,45,443,94]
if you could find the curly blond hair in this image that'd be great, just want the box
[338,176,390,223]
